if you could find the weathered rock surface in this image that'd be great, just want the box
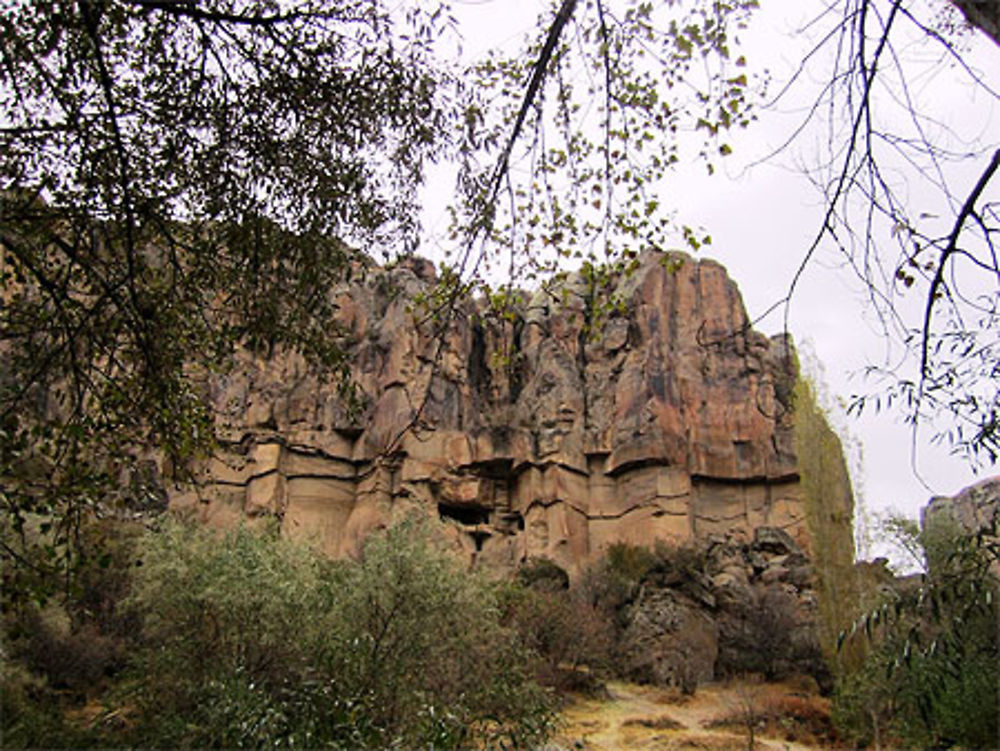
[922,475,1000,577]
[620,529,827,689]
[171,250,835,576]
[923,476,1000,539]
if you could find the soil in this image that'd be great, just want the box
[548,679,837,751]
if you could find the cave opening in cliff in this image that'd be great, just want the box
[438,502,490,527]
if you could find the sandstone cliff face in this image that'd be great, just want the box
[172,250,835,576]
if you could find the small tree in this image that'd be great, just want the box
[119,518,555,749]
[835,514,999,749]
[731,675,764,751]
[718,587,809,682]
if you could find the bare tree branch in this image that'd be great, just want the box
[920,147,1000,377]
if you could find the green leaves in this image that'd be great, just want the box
[834,516,999,748]
[120,518,556,749]
[447,0,762,303]
[0,1,456,603]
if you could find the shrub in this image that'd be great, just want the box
[717,587,815,681]
[834,518,999,749]
[652,539,708,578]
[517,556,570,591]
[333,523,557,748]
[604,541,658,583]
[502,583,614,692]
[117,517,555,749]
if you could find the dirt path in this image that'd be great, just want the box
[549,680,826,751]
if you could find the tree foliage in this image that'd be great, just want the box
[0,0,452,592]
[768,1,1000,466]
[116,518,555,749]
[835,512,999,749]
[436,0,761,323]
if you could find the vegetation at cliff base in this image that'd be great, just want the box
[2,518,556,749]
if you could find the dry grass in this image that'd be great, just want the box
[702,680,838,747]
[554,678,840,750]
[647,685,695,706]
[646,735,784,750]
[622,713,685,730]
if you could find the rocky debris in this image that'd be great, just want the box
[170,249,850,578]
[620,529,826,690]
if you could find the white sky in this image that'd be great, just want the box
[422,0,1000,562]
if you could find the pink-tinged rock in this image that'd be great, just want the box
[173,249,852,578]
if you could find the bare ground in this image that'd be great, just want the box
[547,679,838,751]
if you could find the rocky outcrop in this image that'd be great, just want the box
[923,476,1000,539]
[922,476,1000,576]
[621,527,827,689]
[171,249,848,577]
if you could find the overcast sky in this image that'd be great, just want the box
[422,0,999,562]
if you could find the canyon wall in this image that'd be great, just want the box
[171,250,853,577]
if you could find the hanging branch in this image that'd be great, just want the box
[919,148,1000,378]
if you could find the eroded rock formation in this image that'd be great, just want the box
[922,476,1000,576]
[622,526,827,688]
[923,476,1000,539]
[172,249,847,577]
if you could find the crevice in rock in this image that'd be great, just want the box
[509,314,526,404]
[494,511,524,533]
[467,317,491,397]
[438,502,490,526]
[586,501,685,521]
[471,529,490,551]
[246,467,281,482]
[469,457,513,480]
[207,480,249,489]
[605,457,674,477]
[283,472,357,482]
[691,472,799,487]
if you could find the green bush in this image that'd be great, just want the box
[117,517,555,749]
[333,523,556,748]
[604,541,658,584]
[833,519,999,749]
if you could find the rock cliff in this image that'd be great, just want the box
[172,249,851,577]
[922,476,1000,576]
[923,476,1000,539]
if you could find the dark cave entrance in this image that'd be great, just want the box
[437,502,490,527]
